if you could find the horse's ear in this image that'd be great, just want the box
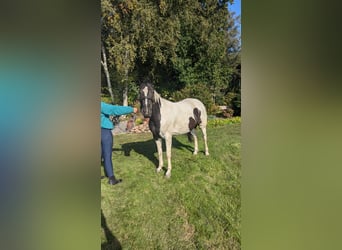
[138,79,147,89]
[142,77,152,86]
[140,76,154,88]
[138,79,143,88]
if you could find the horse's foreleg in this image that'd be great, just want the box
[165,134,172,178]
[201,126,209,156]
[155,138,163,173]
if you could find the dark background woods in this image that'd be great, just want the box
[101,0,241,116]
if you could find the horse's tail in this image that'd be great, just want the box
[187,132,194,142]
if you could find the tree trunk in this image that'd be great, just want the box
[101,42,114,104]
[123,82,128,106]
[122,50,129,106]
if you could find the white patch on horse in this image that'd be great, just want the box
[142,86,148,107]
[142,86,148,96]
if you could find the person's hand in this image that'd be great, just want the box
[133,107,138,113]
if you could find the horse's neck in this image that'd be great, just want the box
[154,90,173,105]
[153,90,161,102]
[150,91,164,120]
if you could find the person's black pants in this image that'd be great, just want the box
[101,128,114,178]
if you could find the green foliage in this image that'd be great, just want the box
[224,91,241,116]
[207,117,241,128]
[100,95,112,104]
[171,82,215,114]
[101,0,241,113]
[134,117,144,125]
[101,0,138,74]
[210,105,227,117]
[173,1,230,87]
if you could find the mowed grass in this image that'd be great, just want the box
[101,124,241,250]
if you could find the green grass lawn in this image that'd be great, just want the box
[101,123,241,250]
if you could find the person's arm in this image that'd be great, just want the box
[101,102,134,116]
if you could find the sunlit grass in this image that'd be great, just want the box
[101,124,241,249]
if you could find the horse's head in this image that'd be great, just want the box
[139,82,155,118]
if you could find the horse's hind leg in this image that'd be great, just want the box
[191,129,198,155]
[201,126,209,156]
[155,138,164,173]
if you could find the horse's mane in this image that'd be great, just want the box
[153,90,161,103]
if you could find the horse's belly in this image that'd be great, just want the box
[160,120,189,136]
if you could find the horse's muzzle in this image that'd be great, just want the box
[141,108,151,118]
[142,113,151,118]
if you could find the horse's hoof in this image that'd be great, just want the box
[165,172,171,178]
[156,167,162,173]
[193,151,198,155]
[205,152,209,156]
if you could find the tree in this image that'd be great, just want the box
[224,3,241,115]
[133,0,181,86]
[172,1,236,90]
[101,0,241,115]
[101,41,114,103]
[101,0,138,106]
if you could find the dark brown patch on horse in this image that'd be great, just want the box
[149,100,161,140]
[188,108,202,130]
[188,117,197,130]
[187,108,202,142]
[140,82,162,140]
[193,108,201,124]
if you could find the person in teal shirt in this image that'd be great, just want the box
[101,101,137,185]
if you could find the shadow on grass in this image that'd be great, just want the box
[121,139,159,167]
[172,137,194,153]
[101,209,122,250]
[112,148,124,152]
[120,137,194,168]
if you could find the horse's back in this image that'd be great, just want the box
[177,98,205,107]
[177,98,207,117]
[160,97,208,136]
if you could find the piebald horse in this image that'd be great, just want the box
[139,82,209,178]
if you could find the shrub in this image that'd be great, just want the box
[224,92,241,117]
[135,117,144,125]
[171,83,215,114]
[207,117,241,128]
[101,96,113,104]
[208,105,222,116]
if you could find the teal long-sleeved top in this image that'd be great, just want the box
[101,101,134,129]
